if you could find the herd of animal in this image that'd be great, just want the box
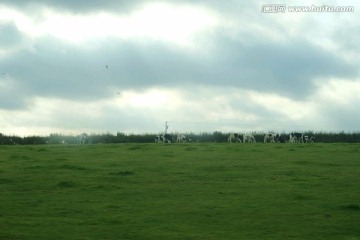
[155,132,315,143]
[155,134,189,143]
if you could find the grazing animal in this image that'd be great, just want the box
[304,135,315,143]
[228,133,242,143]
[176,135,186,143]
[243,133,256,143]
[162,134,173,143]
[274,134,287,143]
[264,133,276,143]
[289,132,304,143]
[155,135,162,143]
[155,134,173,143]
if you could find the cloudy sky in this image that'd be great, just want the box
[1,0,359,136]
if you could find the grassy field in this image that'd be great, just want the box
[0,143,359,240]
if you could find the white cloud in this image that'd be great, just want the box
[0,2,217,48]
[119,3,218,46]
[115,88,180,108]
[316,78,360,106]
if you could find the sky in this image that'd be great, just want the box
[0,0,359,136]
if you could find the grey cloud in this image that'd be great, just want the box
[0,76,29,110]
[0,0,143,13]
[0,22,24,48]
[319,106,360,132]
[3,50,110,102]
[208,38,357,97]
[1,0,184,14]
[110,36,357,98]
[1,0,254,15]
[1,38,206,106]
[1,32,357,111]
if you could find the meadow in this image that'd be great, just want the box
[0,143,359,240]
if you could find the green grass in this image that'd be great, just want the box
[0,143,359,239]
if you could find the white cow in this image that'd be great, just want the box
[176,135,186,143]
[243,133,256,143]
[228,133,242,143]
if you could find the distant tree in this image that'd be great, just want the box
[213,131,225,142]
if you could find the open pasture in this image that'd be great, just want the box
[0,143,359,239]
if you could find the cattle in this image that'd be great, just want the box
[304,135,315,143]
[155,134,173,143]
[155,135,162,143]
[274,134,287,143]
[243,133,256,143]
[264,133,276,143]
[228,133,242,143]
[264,133,287,143]
[289,132,304,143]
[162,134,174,143]
[176,134,186,143]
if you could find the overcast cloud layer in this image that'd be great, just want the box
[1,0,359,136]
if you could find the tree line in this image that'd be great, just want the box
[1,131,360,145]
